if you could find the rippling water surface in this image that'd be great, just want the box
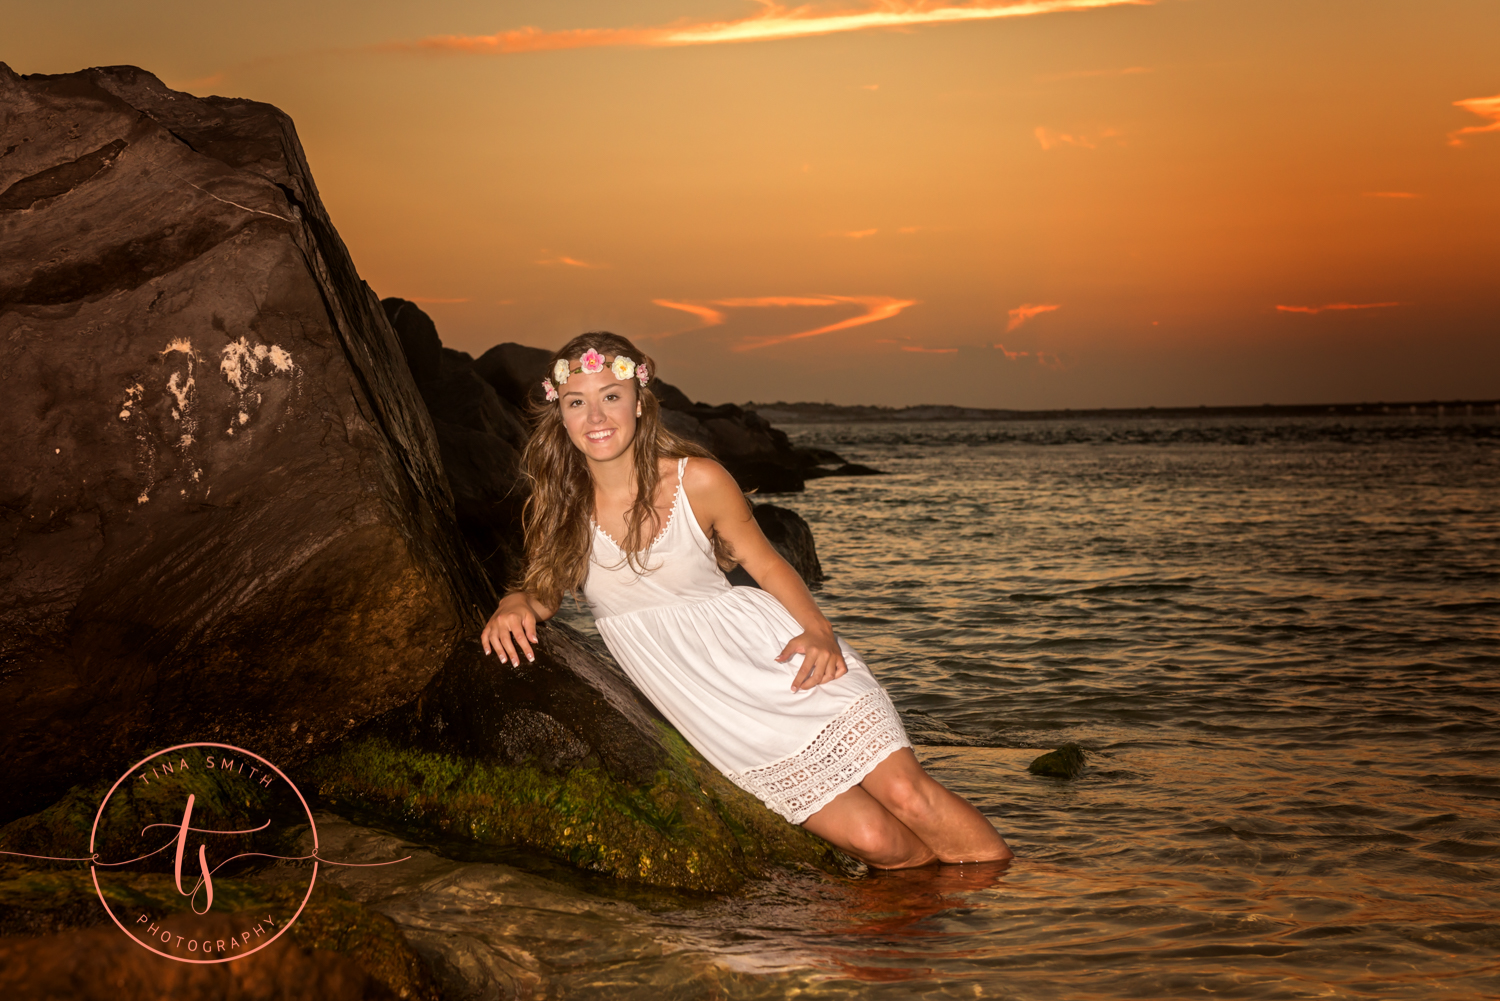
[329,416,1500,999]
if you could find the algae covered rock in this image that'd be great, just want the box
[1027,744,1087,779]
[301,727,848,894]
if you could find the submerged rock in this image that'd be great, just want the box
[1027,744,1087,779]
[0,863,437,1000]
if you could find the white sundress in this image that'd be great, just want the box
[583,457,912,824]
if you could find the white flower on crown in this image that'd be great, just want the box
[552,358,571,386]
[611,355,636,381]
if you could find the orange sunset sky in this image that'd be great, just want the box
[11,0,1499,408]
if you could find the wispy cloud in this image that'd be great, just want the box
[393,1,1153,56]
[1035,126,1120,150]
[1275,301,1402,315]
[900,345,958,354]
[537,254,608,268]
[1447,93,1500,147]
[652,294,918,350]
[403,296,472,304]
[653,300,727,328]
[993,343,1065,369]
[1006,302,1060,331]
[838,228,880,239]
[1362,191,1420,199]
[897,225,921,234]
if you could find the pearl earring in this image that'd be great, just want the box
[636,402,643,417]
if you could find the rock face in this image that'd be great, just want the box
[0,64,487,821]
[0,66,842,897]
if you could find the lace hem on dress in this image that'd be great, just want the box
[729,687,912,824]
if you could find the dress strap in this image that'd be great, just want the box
[677,456,688,479]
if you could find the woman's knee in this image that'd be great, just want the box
[872,771,942,825]
[843,818,933,868]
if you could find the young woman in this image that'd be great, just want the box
[480,333,1012,868]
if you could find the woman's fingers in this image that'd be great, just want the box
[482,613,540,667]
[511,620,535,664]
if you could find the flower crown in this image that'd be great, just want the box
[542,348,650,402]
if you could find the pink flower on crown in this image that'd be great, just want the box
[580,349,606,374]
[636,363,650,387]
[542,378,558,402]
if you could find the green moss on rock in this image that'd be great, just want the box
[300,726,846,893]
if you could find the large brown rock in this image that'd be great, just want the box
[0,63,492,819]
[0,68,664,827]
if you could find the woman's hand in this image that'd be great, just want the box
[777,629,848,692]
[481,593,540,667]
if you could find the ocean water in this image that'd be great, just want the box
[323,415,1500,999]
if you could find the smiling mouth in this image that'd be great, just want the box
[585,429,615,442]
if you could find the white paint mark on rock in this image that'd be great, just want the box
[220,338,255,392]
[160,339,194,356]
[219,336,298,434]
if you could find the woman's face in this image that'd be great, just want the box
[557,365,639,464]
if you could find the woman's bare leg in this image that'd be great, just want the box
[858,749,1013,863]
[801,783,939,868]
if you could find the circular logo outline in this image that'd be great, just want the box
[89,741,320,964]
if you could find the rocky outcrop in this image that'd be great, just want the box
[0,66,842,902]
[0,63,487,820]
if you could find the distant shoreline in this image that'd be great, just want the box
[745,399,1500,423]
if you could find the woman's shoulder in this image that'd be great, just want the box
[676,454,736,492]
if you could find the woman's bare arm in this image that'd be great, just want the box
[481,591,558,667]
[682,458,848,691]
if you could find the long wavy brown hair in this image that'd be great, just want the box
[519,332,734,608]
